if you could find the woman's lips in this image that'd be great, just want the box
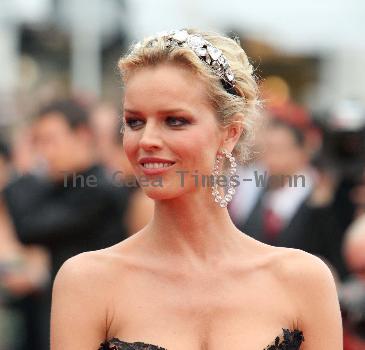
[139,162,175,175]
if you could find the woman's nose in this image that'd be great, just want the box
[139,122,163,151]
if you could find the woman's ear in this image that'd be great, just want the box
[221,114,244,152]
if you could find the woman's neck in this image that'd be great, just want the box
[144,190,244,264]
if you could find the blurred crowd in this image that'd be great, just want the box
[1,93,365,350]
[229,94,365,349]
[0,98,154,350]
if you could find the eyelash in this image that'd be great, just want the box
[125,117,190,129]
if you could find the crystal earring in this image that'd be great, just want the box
[211,149,237,208]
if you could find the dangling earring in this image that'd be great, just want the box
[211,149,237,208]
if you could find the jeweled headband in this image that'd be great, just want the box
[134,29,239,96]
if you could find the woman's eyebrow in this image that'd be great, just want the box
[159,108,188,114]
[124,108,142,115]
[124,108,192,115]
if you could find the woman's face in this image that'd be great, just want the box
[122,63,224,200]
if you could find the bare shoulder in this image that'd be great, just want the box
[54,231,144,283]
[54,249,116,289]
[53,232,146,294]
[270,247,337,293]
[268,247,342,348]
[51,249,123,349]
[52,249,120,322]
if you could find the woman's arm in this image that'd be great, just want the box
[51,252,109,350]
[285,249,343,349]
[0,198,50,296]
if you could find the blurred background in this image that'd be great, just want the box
[1,0,365,349]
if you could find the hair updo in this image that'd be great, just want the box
[118,28,261,164]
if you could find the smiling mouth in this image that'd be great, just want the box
[141,162,175,169]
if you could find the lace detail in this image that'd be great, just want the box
[98,329,304,350]
[98,338,167,350]
[264,329,304,350]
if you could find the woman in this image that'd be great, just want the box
[51,29,342,350]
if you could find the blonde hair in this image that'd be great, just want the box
[118,29,261,164]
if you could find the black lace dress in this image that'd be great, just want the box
[98,328,304,350]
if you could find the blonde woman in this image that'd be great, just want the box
[51,29,342,350]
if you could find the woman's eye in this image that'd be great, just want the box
[125,116,189,129]
[125,118,144,129]
[166,117,189,127]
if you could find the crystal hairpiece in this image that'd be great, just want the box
[135,30,239,96]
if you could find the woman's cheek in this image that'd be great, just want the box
[122,133,137,161]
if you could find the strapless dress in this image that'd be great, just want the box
[98,328,304,350]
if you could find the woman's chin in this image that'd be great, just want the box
[142,187,184,201]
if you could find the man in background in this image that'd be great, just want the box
[2,99,130,349]
[231,117,348,280]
